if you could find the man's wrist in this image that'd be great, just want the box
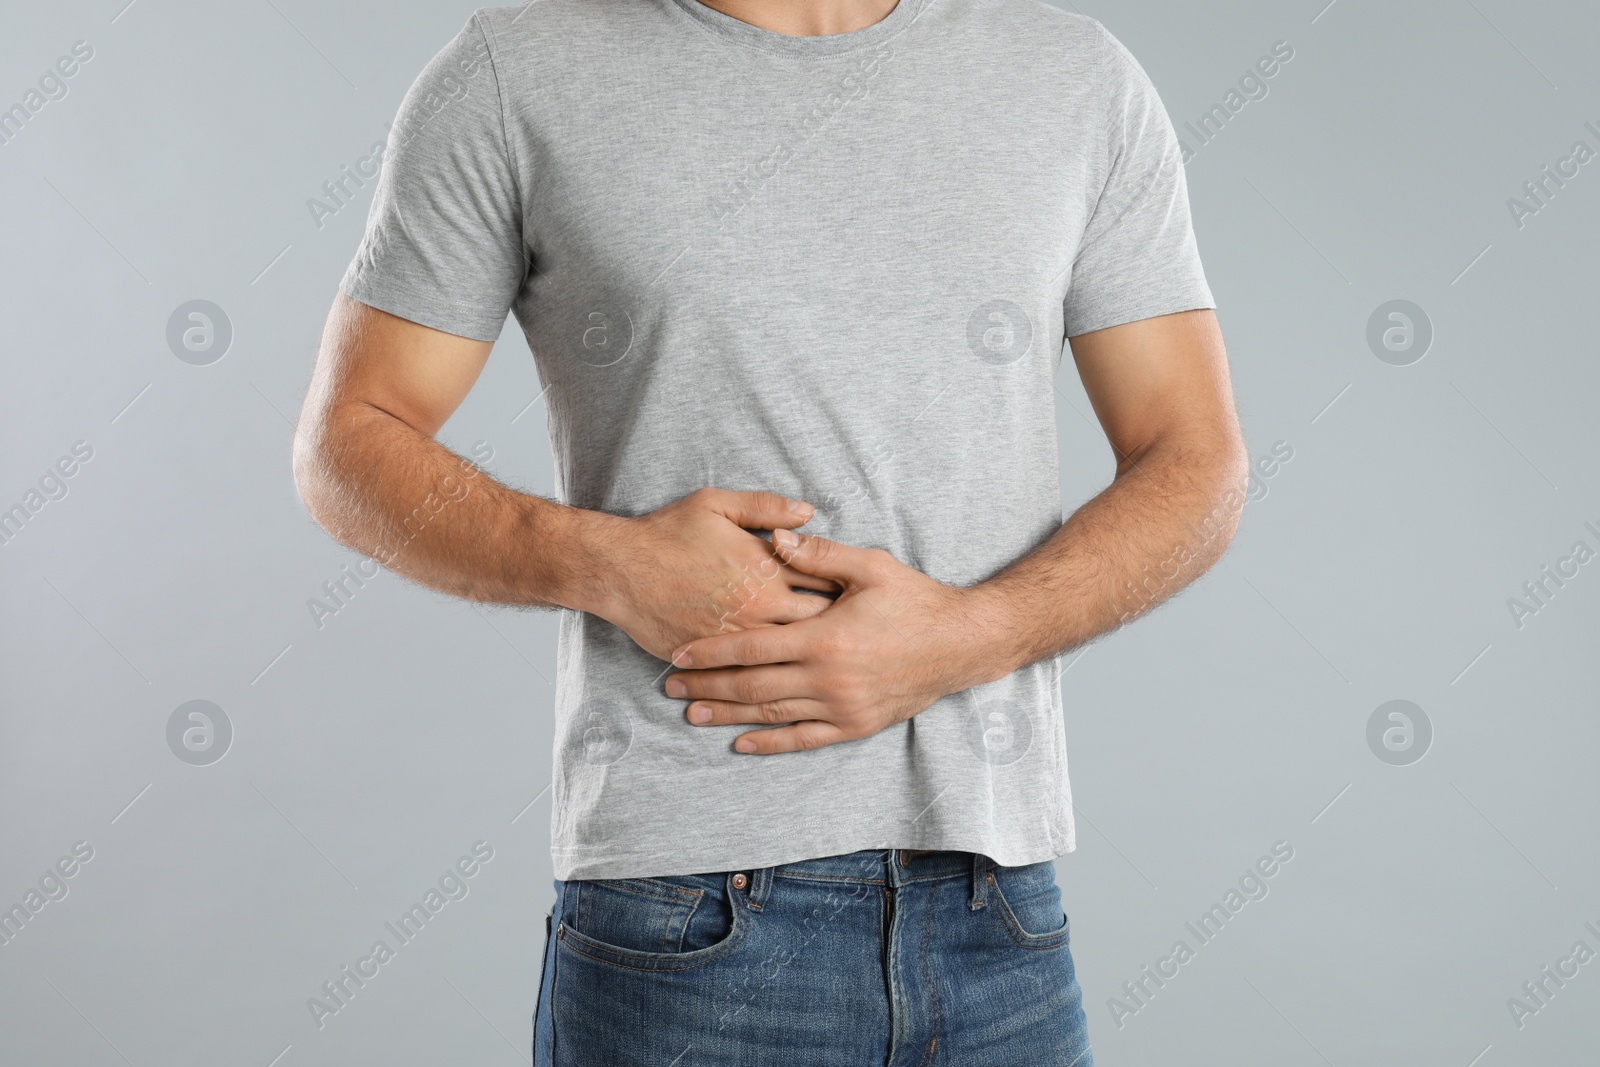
[933,581,1031,694]
[513,497,631,619]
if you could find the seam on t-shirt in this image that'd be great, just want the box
[1090,16,1113,222]
[1067,19,1175,279]
[1060,16,1115,293]
[352,275,508,314]
[1066,290,1215,339]
[473,9,533,282]
[338,276,510,343]
[660,0,935,62]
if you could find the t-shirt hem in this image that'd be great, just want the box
[1064,291,1217,338]
[550,832,1077,882]
[338,274,509,343]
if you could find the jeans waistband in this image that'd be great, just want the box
[741,849,993,912]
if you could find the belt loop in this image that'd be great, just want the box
[969,853,989,911]
[746,863,773,912]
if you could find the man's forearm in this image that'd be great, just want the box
[292,402,620,615]
[956,435,1250,684]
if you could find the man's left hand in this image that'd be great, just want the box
[663,529,1006,755]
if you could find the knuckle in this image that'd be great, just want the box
[759,701,787,723]
[833,720,867,742]
[811,630,846,658]
[796,729,830,752]
[834,676,869,709]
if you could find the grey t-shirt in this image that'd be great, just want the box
[339,0,1214,881]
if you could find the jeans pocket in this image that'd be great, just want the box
[558,871,748,972]
[987,859,1071,950]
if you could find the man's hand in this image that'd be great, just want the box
[593,489,841,663]
[662,529,1005,754]
[658,311,1247,750]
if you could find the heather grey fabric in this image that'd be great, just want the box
[339,0,1215,880]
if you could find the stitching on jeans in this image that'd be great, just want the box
[776,871,886,886]
[592,877,705,905]
[915,882,943,1067]
[555,916,747,973]
[776,869,971,887]
[549,896,561,1067]
[896,871,973,885]
[988,869,1072,951]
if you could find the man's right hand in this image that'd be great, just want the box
[591,489,840,663]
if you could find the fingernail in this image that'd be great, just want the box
[688,704,711,724]
[788,498,814,518]
[666,677,687,698]
[735,738,757,753]
[672,647,694,668]
[774,528,798,549]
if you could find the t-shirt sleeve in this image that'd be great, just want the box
[1062,21,1215,338]
[338,12,527,343]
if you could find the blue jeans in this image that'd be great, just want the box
[532,848,1095,1065]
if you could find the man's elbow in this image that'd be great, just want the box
[1164,423,1250,560]
[1119,417,1247,487]
[291,406,340,529]
[1204,430,1251,557]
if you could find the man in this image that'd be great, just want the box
[293,0,1247,1062]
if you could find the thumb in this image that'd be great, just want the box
[704,489,815,531]
[771,529,878,585]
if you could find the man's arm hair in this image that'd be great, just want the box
[962,308,1249,676]
[292,294,622,616]
[649,307,1248,755]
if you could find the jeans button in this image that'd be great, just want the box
[731,872,748,889]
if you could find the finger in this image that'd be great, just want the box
[671,623,809,670]
[771,529,884,586]
[733,720,851,755]
[773,592,832,623]
[664,665,809,704]
[702,489,815,531]
[713,591,827,629]
[777,564,841,595]
[685,697,825,727]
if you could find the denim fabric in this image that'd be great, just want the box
[532,848,1094,1066]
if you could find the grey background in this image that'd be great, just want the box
[1,0,1596,1064]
